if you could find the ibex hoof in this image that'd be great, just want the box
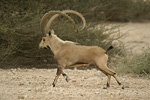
[52,83,55,87]
[103,87,108,89]
[66,77,70,82]
[121,85,125,89]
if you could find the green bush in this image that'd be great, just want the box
[115,49,150,74]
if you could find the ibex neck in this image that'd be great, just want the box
[49,35,65,55]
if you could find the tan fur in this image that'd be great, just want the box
[39,30,124,89]
[39,10,124,88]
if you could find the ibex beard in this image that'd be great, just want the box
[39,30,124,89]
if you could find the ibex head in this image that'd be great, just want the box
[39,30,55,49]
[39,10,86,50]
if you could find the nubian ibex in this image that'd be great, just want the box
[39,10,124,89]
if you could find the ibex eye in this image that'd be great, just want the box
[43,39,45,42]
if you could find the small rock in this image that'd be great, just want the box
[18,95,24,99]
[125,86,130,88]
[28,82,31,84]
[19,83,24,86]
[80,94,84,96]
[27,88,32,91]
[72,80,76,82]
[95,92,100,94]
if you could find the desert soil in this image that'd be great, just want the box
[0,68,150,100]
[118,22,150,55]
[0,23,150,100]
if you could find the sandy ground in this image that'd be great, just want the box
[0,68,150,100]
[96,22,150,55]
[118,22,150,55]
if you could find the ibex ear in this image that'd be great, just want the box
[48,31,51,36]
[51,29,55,34]
[48,29,54,37]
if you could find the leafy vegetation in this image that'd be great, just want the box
[0,0,150,72]
[115,48,150,75]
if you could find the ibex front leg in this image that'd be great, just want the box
[62,64,89,82]
[52,66,63,87]
[62,72,70,82]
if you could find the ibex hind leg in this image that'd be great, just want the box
[103,75,111,89]
[96,62,118,89]
[99,66,124,89]
[113,74,124,89]
[97,66,115,89]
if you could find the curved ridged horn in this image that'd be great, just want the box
[40,11,76,35]
[45,10,86,34]
[62,10,86,30]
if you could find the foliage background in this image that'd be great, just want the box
[0,0,150,72]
